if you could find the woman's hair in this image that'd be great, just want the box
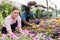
[11,7,19,12]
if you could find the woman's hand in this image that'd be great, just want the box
[7,31,17,38]
[10,33,17,38]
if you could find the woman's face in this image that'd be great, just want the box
[11,10,19,19]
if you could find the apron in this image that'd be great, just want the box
[1,20,18,34]
[22,13,31,27]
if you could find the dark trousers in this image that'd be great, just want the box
[1,20,17,34]
[1,27,7,34]
[1,26,17,34]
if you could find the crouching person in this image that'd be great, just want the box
[1,7,22,37]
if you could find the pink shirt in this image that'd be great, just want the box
[4,15,21,31]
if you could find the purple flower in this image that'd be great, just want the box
[1,34,6,40]
[10,33,17,38]
[33,37,39,40]
[22,30,29,35]
[35,19,40,24]
[45,35,51,40]
[55,27,60,33]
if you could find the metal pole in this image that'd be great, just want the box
[55,5,57,17]
[46,0,49,18]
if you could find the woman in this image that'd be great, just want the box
[1,7,22,36]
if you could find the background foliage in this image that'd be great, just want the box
[0,0,13,24]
